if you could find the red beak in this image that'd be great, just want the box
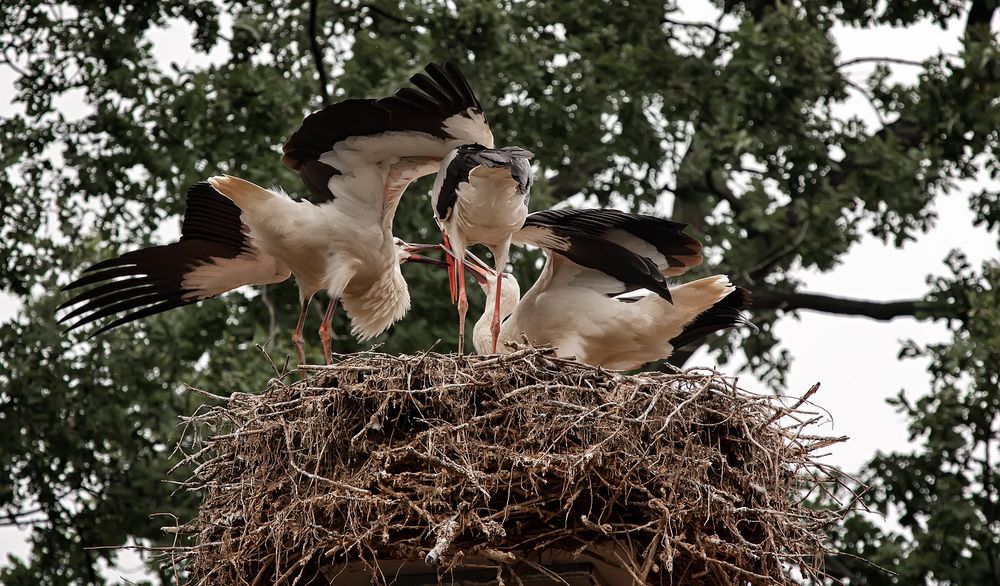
[401,243,449,267]
[437,245,494,285]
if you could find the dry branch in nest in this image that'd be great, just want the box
[168,347,850,585]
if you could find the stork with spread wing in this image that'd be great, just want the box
[60,63,493,364]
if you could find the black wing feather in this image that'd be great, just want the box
[59,183,252,336]
[523,208,702,268]
[669,287,754,349]
[518,208,707,302]
[444,62,481,110]
[89,299,191,338]
[553,234,674,302]
[435,144,534,221]
[282,61,489,202]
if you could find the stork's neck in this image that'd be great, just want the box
[472,274,521,354]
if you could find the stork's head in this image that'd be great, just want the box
[468,256,521,355]
[461,251,520,313]
[393,238,449,267]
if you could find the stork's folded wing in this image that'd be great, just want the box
[513,209,707,302]
[517,208,703,277]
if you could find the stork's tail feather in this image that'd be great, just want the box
[208,175,276,210]
[669,286,754,350]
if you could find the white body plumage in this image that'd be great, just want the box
[473,271,738,370]
[209,175,410,341]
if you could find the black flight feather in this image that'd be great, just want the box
[669,287,754,349]
[523,208,702,273]
[281,61,488,202]
[59,182,252,336]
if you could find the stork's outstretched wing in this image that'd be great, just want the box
[512,208,704,303]
[281,62,494,210]
[58,183,289,336]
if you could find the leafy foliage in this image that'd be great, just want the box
[1,0,998,582]
[825,253,1000,584]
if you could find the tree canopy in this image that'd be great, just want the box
[1,0,998,583]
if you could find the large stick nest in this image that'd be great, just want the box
[168,347,847,585]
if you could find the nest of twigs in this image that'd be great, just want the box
[168,347,849,585]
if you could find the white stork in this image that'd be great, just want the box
[443,208,753,370]
[57,181,446,358]
[59,62,494,364]
[431,144,534,354]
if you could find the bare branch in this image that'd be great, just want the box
[837,57,926,69]
[1,48,29,77]
[661,17,727,34]
[704,169,743,214]
[844,79,888,127]
[752,288,945,321]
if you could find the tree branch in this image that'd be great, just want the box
[661,17,727,35]
[837,56,926,69]
[752,288,945,321]
[1,48,28,77]
[308,0,330,105]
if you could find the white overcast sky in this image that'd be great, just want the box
[1,0,998,578]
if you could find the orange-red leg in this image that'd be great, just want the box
[456,255,468,356]
[442,232,457,304]
[318,298,338,365]
[490,271,503,353]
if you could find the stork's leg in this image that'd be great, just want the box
[456,253,468,356]
[487,244,510,354]
[318,298,338,365]
[442,231,457,304]
[491,271,503,353]
[292,294,313,367]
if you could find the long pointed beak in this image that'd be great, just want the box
[460,257,493,285]
[406,242,443,254]
[463,250,493,273]
[405,253,449,266]
[395,241,448,266]
[428,243,494,285]
[438,245,493,273]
